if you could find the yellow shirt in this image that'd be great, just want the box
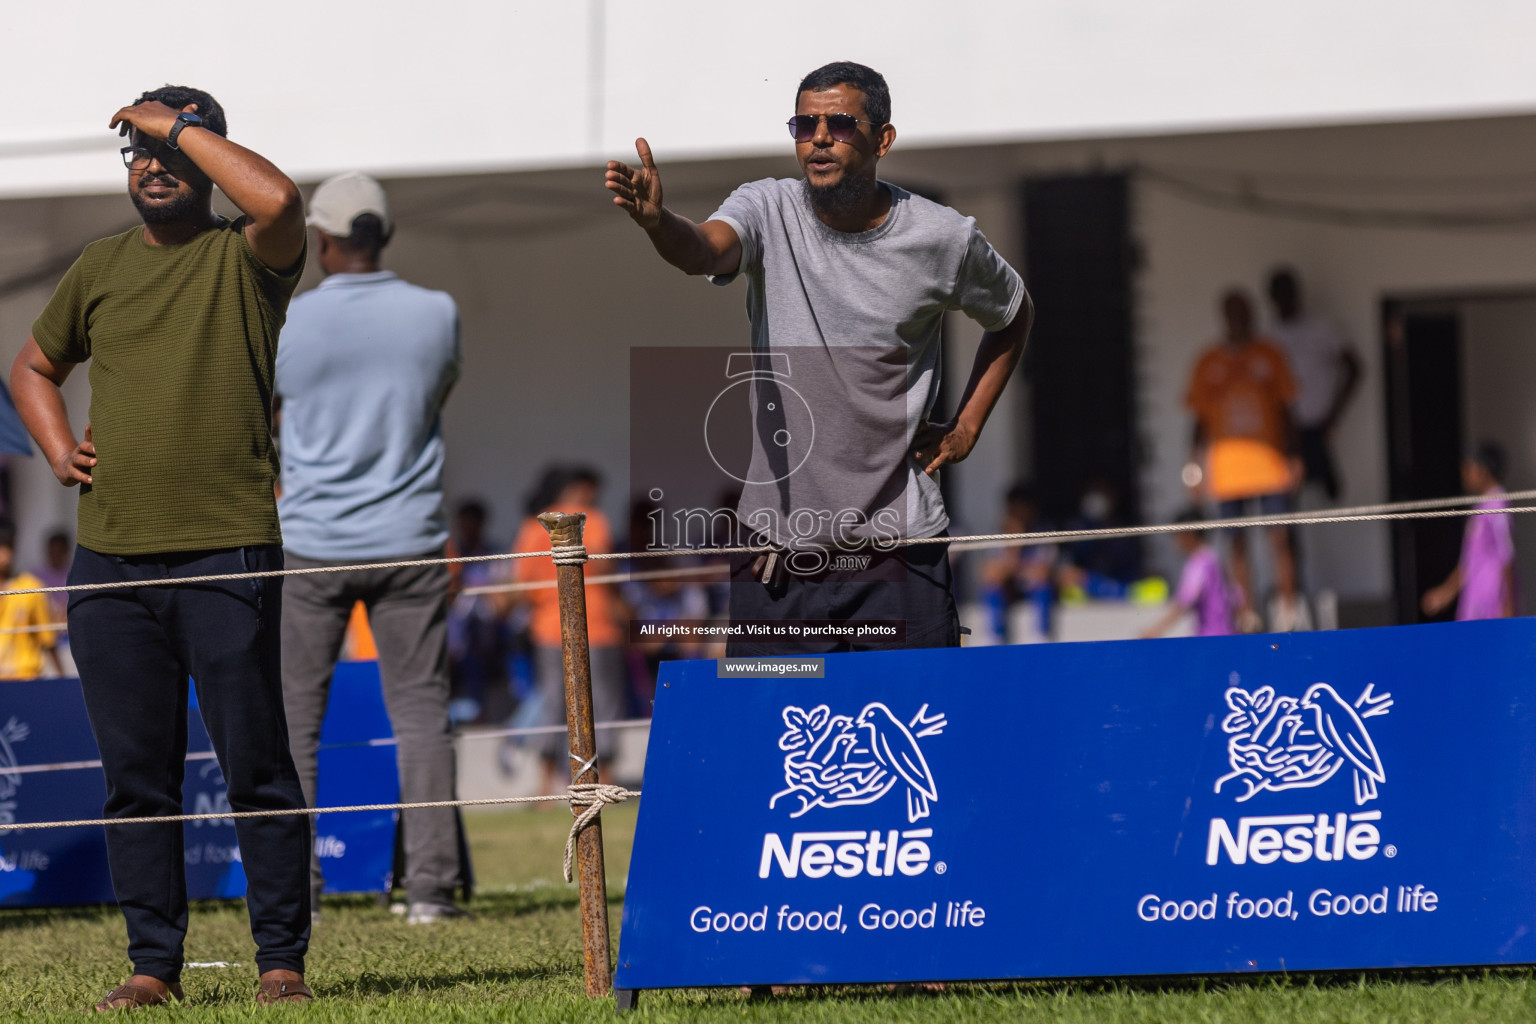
[0,574,57,680]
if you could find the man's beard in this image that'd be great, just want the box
[802,172,873,216]
[131,176,207,224]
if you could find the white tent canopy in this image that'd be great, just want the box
[6,0,1536,197]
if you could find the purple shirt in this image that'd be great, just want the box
[1458,489,1515,621]
[1175,544,1235,636]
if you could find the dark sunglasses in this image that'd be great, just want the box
[786,113,881,143]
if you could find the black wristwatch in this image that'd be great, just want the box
[165,112,204,150]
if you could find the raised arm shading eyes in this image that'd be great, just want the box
[110,101,305,271]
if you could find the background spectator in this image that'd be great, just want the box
[31,528,73,674]
[1422,441,1517,621]
[446,499,515,724]
[978,482,1058,642]
[275,172,468,925]
[502,466,628,794]
[622,496,707,712]
[0,516,61,678]
[1186,289,1303,631]
[32,529,70,592]
[1267,267,1361,502]
[1060,478,1143,597]
[1142,511,1235,638]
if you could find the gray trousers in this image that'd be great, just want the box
[281,551,460,905]
[534,645,628,763]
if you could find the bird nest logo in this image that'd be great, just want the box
[1216,682,1392,807]
[771,703,946,824]
[0,716,29,802]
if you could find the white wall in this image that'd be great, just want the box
[7,1,1536,197]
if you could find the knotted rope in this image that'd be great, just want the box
[0,783,643,876]
[550,544,589,566]
[564,783,637,883]
[0,489,1532,597]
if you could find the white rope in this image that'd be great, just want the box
[460,719,651,741]
[0,490,1530,598]
[550,544,588,566]
[569,751,599,780]
[460,562,729,597]
[0,565,732,629]
[0,550,553,598]
[588,489,1536,559]
[2,488,1528,883]
[0,787,641,888]
[938,495,1536,553]
[564,783,631,883]
[0,787,640,839]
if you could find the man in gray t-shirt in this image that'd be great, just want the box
[606,61,1032,654]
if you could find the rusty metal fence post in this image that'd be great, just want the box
[537,511,613,997]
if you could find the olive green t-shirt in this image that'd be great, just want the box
[31,217,304,555]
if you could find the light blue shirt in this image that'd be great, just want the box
[275,271,460,560]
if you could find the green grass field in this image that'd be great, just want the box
[4,806,1536,1021]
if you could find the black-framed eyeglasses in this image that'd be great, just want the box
[120,144,182,169]
[786,113,881,143]
[120,145,155,169]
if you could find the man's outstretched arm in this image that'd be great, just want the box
[110,101,305,270]
[605,138,740,277]
[912,295,1035,474]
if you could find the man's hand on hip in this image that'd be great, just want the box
[52,424,95,487]
[912,419,978,475]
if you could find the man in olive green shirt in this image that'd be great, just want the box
[11,86,313,1009]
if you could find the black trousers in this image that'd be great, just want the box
[1299,426,1341,500]
[725,537,960,656]
[68,544,309,983]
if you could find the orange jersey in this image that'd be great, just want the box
[1186,340,1297,500]
[512,508,623,648]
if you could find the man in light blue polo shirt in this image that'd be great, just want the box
[275,172,466,924]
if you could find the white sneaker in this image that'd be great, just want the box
[406,902,475,925]
[1268,594,1313,632]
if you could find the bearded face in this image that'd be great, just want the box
[802,172,877,219]
[127,139,212,225]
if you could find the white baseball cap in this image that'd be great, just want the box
[306,172,392,237]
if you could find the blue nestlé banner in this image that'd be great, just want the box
[616,618,1536,988]
[0,661,397,906]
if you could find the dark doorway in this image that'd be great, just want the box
[1382,302,1463,624]
[1021,173,1138,526]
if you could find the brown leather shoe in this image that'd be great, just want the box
[255,969,313,1005]
[93,975,185,1011]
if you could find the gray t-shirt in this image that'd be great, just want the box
[708,178,1024,548]
[276,271,460,560]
